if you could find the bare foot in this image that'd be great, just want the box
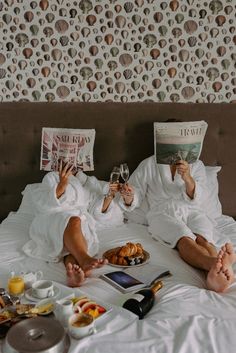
[206,245,235,292]
[79,256,108,275]
[66,262,85,288]
[220,243,236,271]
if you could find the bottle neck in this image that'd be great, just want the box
[151,280,163,294]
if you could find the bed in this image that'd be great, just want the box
[1,102,236,353]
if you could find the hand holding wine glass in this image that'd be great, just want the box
[107,166,120,197]
[120,163,129,184]
[110,166,120,184]
[120,163,134,206]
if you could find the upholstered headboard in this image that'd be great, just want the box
[0,102,236,221]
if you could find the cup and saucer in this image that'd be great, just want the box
[25,280,60,302]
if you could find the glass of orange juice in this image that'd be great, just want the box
[8,274,25,296]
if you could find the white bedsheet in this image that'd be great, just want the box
[1,212,236,353]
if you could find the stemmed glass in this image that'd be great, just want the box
[110,166,120,183]
[107,166,120,197]
[120,163,129,185]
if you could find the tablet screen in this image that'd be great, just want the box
[104,271,143,289]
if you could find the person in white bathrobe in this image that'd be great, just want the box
[23,162,133,287]
[125,156,236,293]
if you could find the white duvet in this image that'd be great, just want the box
[1,206,236,353]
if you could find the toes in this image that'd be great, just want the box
[217,249,224,261]
[223,269,230,281]
[215,260,222,274]
[225,243,233,255]
[66,262,73,273]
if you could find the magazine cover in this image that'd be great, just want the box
[154,121,208,165]
[40,127,95,172]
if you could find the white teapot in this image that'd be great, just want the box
[20,271,43,289]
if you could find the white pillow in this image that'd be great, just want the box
[125,165,222,225]
[17,183,41,215]
[205,166,222,220]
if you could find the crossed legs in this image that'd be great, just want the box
[63,216,107,287]
[177,235,236,292]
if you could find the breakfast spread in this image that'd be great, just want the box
[0,283,110,340]
[103,242,147,266]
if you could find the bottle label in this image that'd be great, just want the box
[131,293,145,302]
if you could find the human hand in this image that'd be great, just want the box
[108,182,120,198]
[56,160,74,198]
[175,160,192,182]
[120,183,134,206]
[176,160,195,199]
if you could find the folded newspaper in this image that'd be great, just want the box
[40,127,95,172]
[154,121,208,165]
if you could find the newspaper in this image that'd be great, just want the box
[154,121,208,165]
[40,127,95,172]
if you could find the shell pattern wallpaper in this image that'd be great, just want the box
[0,0,235,103]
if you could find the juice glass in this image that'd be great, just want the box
[8,276,25,296]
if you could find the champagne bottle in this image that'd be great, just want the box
[122,281,163,319]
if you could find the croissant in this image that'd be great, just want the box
[118,242,138,257]
[116,256,128,266]
[108,254,118,264]
[105,247,121,258]
[135,243,144,256]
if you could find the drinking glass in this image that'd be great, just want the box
[110,166,120,183]
[120,163,129,184]
[8,273,25,296]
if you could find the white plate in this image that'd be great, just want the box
[25,286,60,302]
[103,249,150,268]
[35,298,55,316]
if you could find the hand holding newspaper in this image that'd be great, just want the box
[154,121,208,165]
[40,127,95,172]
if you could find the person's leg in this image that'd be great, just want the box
[195,235,218,257]
[63,216,107,272]
[177,237,236,292]
[177,236,216,271]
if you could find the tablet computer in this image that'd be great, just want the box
[100,271,145,293]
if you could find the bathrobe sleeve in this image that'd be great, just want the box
[181,160,208,206]
[31,172,87,213]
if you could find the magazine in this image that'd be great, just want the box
[100,264,171,293]
[154,121,208,165]
[40,127,95,172]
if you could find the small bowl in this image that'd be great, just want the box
[68,313,95,340]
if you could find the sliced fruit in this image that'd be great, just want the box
[85,307,100,318]
[71,296,87,305]
[81,301,97,312]
[76,297,89,307]
[96,304,106,313]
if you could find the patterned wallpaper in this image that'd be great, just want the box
[0,0,235,103]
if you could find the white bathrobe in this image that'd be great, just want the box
[128,156,214,248]
[23,172,124,262]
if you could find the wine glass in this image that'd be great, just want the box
[107,166,120,197]
[120,163,129,184]
[110,166,120,183]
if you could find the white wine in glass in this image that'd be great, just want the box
[110,166,120,183]
[120,163,129,184]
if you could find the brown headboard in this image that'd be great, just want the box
[0,102,236,221]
